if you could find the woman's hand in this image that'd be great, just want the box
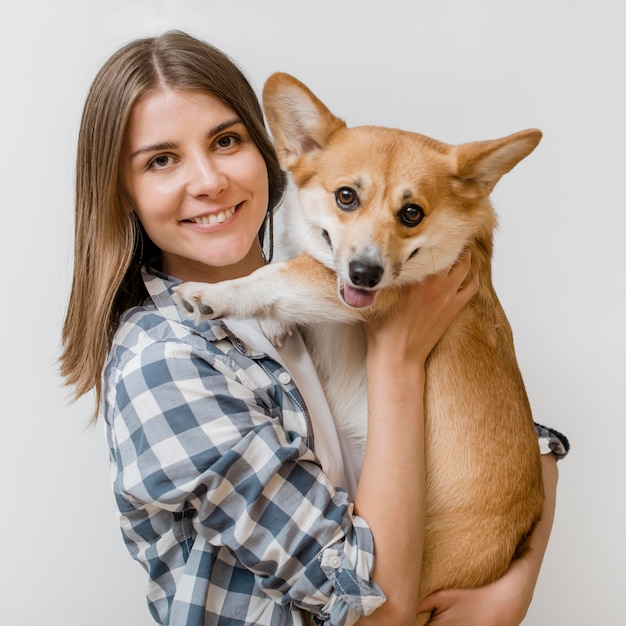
[416,454,559,626]
[415,561,534,625]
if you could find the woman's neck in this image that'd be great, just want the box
[162,241,266,283]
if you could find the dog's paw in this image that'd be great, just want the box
[172,282,223,323]
[259,319,295,347]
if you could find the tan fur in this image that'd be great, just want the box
[175,73,544,625]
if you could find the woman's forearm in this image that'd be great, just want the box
[354,356,427,626]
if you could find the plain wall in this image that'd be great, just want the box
[2,1,624,623]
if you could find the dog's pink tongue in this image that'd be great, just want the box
[342,283,377,308]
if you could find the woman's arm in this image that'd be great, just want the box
[355,254,479,626]
[415,453,559,625]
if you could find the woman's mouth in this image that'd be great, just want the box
[185,204,238,225]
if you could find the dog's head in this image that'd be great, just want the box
[263,72,541,309]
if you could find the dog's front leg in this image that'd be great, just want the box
[173,254,358,343]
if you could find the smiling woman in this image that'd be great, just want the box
[120,89,270,281]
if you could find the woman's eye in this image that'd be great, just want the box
[335,186,359,211]
[216,134,240,149]
[398,203,425,227]
[149,155,171,169]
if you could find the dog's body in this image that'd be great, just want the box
[175,73,544,624]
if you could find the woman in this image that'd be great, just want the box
[60,31,568,626]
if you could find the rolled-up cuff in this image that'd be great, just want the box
[310,515,385,625]
[535,422,570,459]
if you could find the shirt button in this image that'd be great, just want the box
[278,372,291,385]
[329,556,342,569]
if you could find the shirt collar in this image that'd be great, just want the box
[141,265,265,357]
[142,265,232,344]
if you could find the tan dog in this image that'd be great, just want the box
[176,73,544,625]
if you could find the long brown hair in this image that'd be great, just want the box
[60,31,286,413]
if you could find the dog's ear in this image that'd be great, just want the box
[263,72,346,170]
[451,129,542,199]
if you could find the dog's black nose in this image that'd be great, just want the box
[349,261,383,288]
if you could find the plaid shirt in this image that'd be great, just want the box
[102,267,569,626]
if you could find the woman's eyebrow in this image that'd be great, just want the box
[129,118,244,161]
[129,141,177,160]
[209,118,242,137]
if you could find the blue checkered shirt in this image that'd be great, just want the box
[102,268,385,625]
[102,267,569,626]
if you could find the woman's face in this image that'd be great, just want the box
[121,89,270,282]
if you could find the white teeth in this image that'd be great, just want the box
[191,206,235,225]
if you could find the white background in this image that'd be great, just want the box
[1,1,624,624]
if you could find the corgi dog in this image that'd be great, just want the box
[175,72,544,625]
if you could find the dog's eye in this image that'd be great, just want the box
[335,187,359,211]
[398,203,425,227]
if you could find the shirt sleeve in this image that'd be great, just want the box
[107,338,385,624]
[534,422,570,459]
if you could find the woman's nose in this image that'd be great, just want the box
[187,154,228,198]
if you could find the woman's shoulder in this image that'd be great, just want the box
[102,305,232,412]
[107,300,194,370]
[107,299,255,378]
[115,300,174,349]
